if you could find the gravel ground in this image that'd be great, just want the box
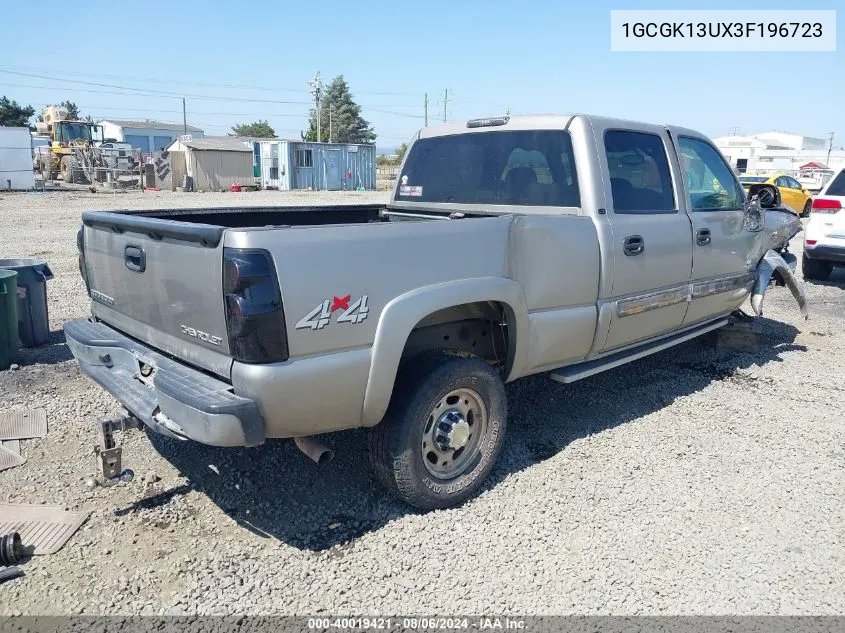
[0,189,842,616]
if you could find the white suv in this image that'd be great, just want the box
[803,169,845,281]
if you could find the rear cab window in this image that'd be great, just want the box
[395,130,580,207]
[603,130,675,213]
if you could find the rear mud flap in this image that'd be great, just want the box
[751,250,808,320]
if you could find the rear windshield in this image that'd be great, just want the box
[395,130,580,207]
[825,170,845,196]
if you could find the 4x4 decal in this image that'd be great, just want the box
[295,294,370,330]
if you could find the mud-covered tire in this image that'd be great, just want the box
[368,350,507,510]
[802,201,812,218]
[59,156,74,183]
[802,252,832,281]
[70,156,89,184]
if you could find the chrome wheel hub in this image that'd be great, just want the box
[435,411,471,451]
[421,387,488,479]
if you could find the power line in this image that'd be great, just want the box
[0,70,314,104]
[0,64,423,97]
[3,77,421,111]
[79,105,309,117]
[366,107,424,119]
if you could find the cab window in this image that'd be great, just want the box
[395,131,580,207]
[604,130,675,213]
[678,137,744,211]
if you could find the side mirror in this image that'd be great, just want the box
[746,183,781,209]
[743,196,766,232]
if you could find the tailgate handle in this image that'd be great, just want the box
[124,244,146,273]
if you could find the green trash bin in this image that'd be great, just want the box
[0,258,53,348]
[0,270,19,371]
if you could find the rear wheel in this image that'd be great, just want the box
[368,350,507,510]
[802,201,812,218]
[802,252,832,281]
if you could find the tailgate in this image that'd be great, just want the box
[81,212,232,378]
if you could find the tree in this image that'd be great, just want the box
[0,96,35,127]
[301,75,375,144]
[395,142,409,162]
[59,101,80,119]
[35,101,89,123]
[231,120,275,138]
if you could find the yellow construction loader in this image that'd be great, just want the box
[33,106,133,184]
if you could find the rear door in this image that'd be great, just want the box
[81,213,232,378]
[325,149,341,190]
[594,124,693,351]
[670,131,757,326]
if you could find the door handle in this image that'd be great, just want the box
[623,235,644,256]
[124,244,146,272]
[696,228,712,246]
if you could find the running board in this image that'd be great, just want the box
[550,318,728,384]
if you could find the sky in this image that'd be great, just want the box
[0,0,841,153]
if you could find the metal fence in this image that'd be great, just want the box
[33,145,143,192]
[377,166,399,181]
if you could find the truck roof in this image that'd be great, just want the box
[417,114,696,139]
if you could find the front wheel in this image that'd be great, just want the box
[802,252,832,281]
[59,156,74,183]
[368,350,507,510]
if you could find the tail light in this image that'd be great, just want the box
[76,226,91,296]
[223,248,288,363]
[811,198,841,213]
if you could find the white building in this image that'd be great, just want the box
[714,131,844,176]
[98,119,204,154]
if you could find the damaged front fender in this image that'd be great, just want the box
[751,249,809,320]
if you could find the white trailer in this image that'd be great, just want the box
[0,127,35,190]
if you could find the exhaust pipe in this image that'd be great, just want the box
[294,436,334,464]
[0,532,22,566]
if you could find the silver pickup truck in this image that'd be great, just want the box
[65,114,807,509]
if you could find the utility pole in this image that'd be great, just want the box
[505,106,511,116]
[424,93,428,127]
[329,106,333,143]
[182,97,187,134]
[827,132,834,165]
[443,89,448,123]
[308,72,323,142]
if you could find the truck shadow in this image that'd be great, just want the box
[14,329,74,366]
[144,315,803,552]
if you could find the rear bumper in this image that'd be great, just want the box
[804,244,845,264]
[64,319,264,447]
